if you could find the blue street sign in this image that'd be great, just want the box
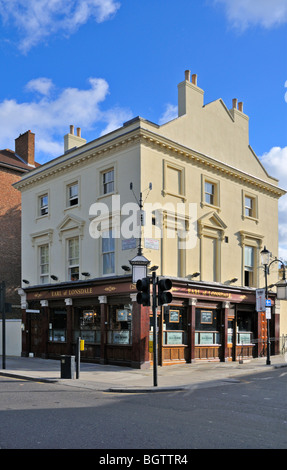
[266,299,271,307]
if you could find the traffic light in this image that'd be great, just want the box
[136,277,150,306]
[158,278,172,306]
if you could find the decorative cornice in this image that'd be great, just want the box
[14,126,286,199]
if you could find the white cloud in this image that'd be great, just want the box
[25,78,54,96]
[159,104,178,125]
[0,77,132,162]
[260,146,287,260]
[0,0,121,52]
[215,0,287,29]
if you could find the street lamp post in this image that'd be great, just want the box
[260,246,287,365]
[261,247,271,365]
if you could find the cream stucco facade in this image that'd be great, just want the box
[14,71,286,337]
[14,70,287,366]
[15,71,285,288]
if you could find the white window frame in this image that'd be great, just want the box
[67,237,80,281]
[244,245,254,287]
[102,229,115,275]
[39,244,49,284]
[242,191,258,222]
[201,175,220,210]
[67,182,79,207]
[39,193,48,216]
[102,168,114,195]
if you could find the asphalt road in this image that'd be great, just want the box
[0,367,286,451]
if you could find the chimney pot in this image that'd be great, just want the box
[185,70,191,82]
[238,101,243,112]
[192,74,197,86]
[232,98,238,109]
[77,127,81,137]
[70,125,74,135]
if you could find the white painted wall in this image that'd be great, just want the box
[0,319,22,356]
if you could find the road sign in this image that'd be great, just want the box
[266,299,272,307]
[256,289,265,311]
[265,307,271,319]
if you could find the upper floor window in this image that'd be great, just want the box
[204,181,215,205]
[68,237,79,281]
[244,196,255,217]
[102,229,115,275]
[244,245,254,287]
[39,244,49,284]
[202,175,220,209]
[102,169,114,194]
[243,192,258,221]
[39,194,48,216]
[163,161,185,198]
[68,182,78,207]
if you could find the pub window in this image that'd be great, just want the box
[237,311,254,345]
[162,306,187,345]
[107,304,132,345]
[195,308,220,345]
[73,307,101,344]
[49,309,67,342]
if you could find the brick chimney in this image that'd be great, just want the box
[15,130,35,166]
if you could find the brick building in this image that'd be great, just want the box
[0,131,37,318]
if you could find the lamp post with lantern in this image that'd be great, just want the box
[260,246,287,365]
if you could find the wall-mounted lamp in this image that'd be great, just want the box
[81,272,90,277]
[50,275,58,281]
[121,265,131,272]
[187,272,200,279]
[230,278,238,283]
[149,265,159,272]
[22,279,30,284]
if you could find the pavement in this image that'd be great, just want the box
[0,354,287,393]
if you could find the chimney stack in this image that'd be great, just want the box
[15,130,35,167]
[232,98,238,109]
[64,125,86,153]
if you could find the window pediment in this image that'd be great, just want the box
[198,211,227,236]
[57,214,85,240]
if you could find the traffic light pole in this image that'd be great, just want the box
[152,271,158,387]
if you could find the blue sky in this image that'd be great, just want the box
[0,0,286,256]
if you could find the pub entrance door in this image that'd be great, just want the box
[27,312,44,357]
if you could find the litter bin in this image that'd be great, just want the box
[60,355,75,379]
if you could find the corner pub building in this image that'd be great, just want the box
[15,71,285,368]
[21,277,279,367]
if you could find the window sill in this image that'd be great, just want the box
[243,215,258,224]
[201,202,220,212]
